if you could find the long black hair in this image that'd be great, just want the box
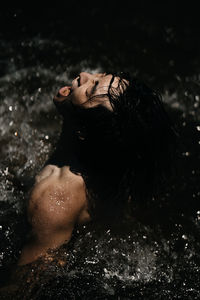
[54,72,179,222]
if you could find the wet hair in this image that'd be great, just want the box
[54,73,179,222]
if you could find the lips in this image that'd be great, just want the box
[53,86,72,103]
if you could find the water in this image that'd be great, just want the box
[0,6,200,299]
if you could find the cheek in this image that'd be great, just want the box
[71,89,87,105]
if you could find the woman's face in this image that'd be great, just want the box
[54,72,125,111]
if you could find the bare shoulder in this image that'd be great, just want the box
[35,164,60,183]
[28,165,89,227]
[19,165,90,265]
[35,165,84,186]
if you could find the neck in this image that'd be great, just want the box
[45,120,82,172]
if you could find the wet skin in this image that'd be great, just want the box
[53,72,122,110]
[18,165,90,265]
[18,72,124,265]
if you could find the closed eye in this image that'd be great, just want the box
[86,80,99,98]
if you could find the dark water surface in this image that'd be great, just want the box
[0,4,200,299]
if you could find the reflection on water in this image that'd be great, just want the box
[0,7,200,298]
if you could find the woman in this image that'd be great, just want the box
[18,72,178,265]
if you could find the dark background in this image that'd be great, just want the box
[1,3,200,298]
[1,2,200,87]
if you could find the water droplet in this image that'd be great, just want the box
[196,126,200,131]
[9,106,13,111]
[182,152,190,156]
[45,135,49,140]
[5,230,9,237]
[175,75,181,82]
[182,234,187,240]
[4,167,8,175]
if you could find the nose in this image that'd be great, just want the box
[79,72,93,85]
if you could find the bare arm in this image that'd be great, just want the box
[18,165,89,265]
